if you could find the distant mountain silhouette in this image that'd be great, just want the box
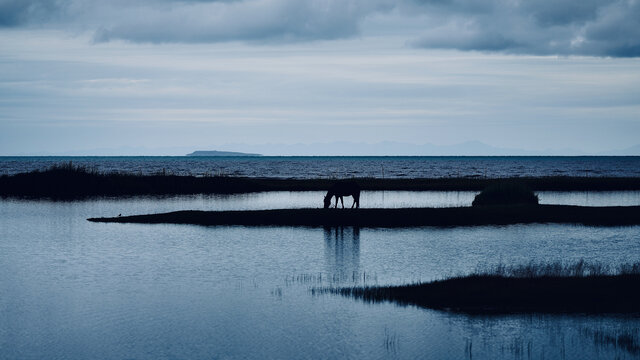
[599,144,640,156]
[186,150,262,157]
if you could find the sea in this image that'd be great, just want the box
[1,155,640,178]
[2,156,640,359]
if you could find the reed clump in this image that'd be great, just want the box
[474,259,617,277]
[0,162,266,199]
[472,182,539,206]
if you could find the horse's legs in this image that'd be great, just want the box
[340,196,344,208]
[334,195,338,208]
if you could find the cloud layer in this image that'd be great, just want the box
[1,0,639,57]
[408,0,640,57]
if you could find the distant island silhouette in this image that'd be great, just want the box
[186,150,262,157]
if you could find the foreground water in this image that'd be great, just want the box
[2,156,640,178]
[2,195,640,359]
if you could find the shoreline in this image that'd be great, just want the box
[87,205,640,227]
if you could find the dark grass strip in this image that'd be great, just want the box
[88,205,640,227]
[322,262,640,313]
[3,163,640,199]
[330,275,640,313]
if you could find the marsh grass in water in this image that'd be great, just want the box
[0,162,265,198]
[4,162,640,199]
[286,272,377,286]
[319,261,640,313]
[473,259,635,277]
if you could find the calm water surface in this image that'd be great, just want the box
[1,196,640,359]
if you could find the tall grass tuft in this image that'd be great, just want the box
[42,161,100,175]
[472,259,639,278]
[472,182,539,206]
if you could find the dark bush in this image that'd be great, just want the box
[472,182,539,206]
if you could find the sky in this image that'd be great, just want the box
[1,0,639,155]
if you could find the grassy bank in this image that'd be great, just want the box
[324,261,640,313]
[88,205,640,227]
[3,163,640,199]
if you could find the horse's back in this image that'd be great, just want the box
[330,181,360,196]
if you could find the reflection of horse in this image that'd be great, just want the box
[324,181,360,209]
[323,226,360,277]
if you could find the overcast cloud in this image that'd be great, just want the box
[1,0,639,155]
[1,0,638,56]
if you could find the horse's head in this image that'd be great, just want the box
[323,194,331,209]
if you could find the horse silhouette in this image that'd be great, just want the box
[324,181,360,209]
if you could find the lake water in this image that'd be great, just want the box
[2,193,640,359]
[2,156,640,178]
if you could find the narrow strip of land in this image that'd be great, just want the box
[3,165,640,199]
[328,274,640,313]
[88,205,640,227]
